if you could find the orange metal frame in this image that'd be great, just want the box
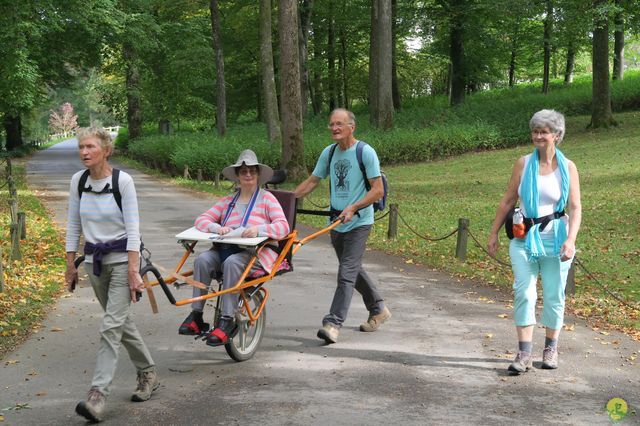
[146,220,342,323]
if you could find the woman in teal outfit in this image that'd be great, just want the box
[488,110,582,374]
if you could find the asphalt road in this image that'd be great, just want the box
[0,138,637,425]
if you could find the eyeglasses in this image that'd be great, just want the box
[327,122,353,130]
[531,129,553,136]
[237,167,259,176]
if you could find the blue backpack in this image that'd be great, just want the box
[327,141,388,212]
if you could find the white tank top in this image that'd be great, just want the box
[518,154,568,234]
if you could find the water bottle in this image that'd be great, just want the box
[512,208,526,239]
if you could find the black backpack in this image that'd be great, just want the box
[78,168,123,212]
[327,141,388,212]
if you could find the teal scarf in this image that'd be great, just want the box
[520,148,569,261]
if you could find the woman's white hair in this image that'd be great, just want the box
[76,126,113,152]
[529,109,565,144]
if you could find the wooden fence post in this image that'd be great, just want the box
[565,263,576,295]
[455,218,469,261]
[387,203,398,239]
[197,169,203,184]
[183,164,190,179]
[10,223,22,261]
[0,246,5,292]
[17,211,26,239]
[214,172,220,189]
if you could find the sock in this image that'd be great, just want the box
[545,337,558,350]
[518,341,533,354]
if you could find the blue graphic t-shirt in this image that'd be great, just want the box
[311,140,381,233]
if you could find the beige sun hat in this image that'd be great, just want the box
[222,149,274,185]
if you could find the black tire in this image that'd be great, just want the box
[225,290,266,362]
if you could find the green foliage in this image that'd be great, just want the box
[115,127,130,151]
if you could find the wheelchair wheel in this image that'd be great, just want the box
[225,290,266,362]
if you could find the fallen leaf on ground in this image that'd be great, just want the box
[4,360,19,366]
[485,333,493,339]
[50,327,63,332]
[563,324,575,331]
[497,314,508,319]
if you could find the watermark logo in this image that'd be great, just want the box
[606,397,628,422]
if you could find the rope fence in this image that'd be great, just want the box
[346,201,638,312]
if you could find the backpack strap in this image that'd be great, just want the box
[355,141,371,191]
[112,168,122,212]
[77,168,123,213]
[77,169,91,199]
[325,143,339,176]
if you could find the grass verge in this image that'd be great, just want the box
[0,164,66,359]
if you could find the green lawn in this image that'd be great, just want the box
[298,111,640,334]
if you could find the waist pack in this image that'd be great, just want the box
[504,208,565,240]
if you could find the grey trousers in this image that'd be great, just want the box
[85,262,155,396]
[191,248,261,318]
[323,225,384,327]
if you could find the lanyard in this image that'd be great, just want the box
[221,189,259,227]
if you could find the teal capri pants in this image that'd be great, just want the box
[509,236,574,330]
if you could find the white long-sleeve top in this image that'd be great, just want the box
[65,169,141,264]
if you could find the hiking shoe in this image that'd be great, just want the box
[508,351,532,374]
[131,370,160,402]
[75,386,106,422]
[179,311,209,335]
[317,323,339,344]
[360,306,391,332]
[541,346,558,369]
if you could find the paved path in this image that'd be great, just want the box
[0,139,637,425]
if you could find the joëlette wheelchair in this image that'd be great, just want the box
[125,170,337,362]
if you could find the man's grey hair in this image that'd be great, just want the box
[330,108,356,125]
[76,126,114,151]
[529,109,565,144]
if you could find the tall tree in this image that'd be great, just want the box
[210,0,227,136]
[542,0,553,94]
[391,0,401,109]
[298,0,314,117]
[368,0,379,123]
[279,0,305,179]
[327,0,337,111]
[0,1,113,149]
[449,0,466,105]
[589,0,616,128]
[260,0,280,142]
[612,0,624,80]
[123,42,142,140]
[370,0,393,128]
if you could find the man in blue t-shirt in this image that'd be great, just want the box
[294,108,391,344]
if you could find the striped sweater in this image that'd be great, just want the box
[195,189,290,272]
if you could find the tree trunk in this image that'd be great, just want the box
[298,0,314,117]
[449,0,465,106]
[123,43,142,140]
[279,0,305,180]
[508,19,520,88]
[339,3,348,108]
[612,0,624,80]
[3,114,23,151]
[368,0,379,124]
[391,0,401,110]
[542,0,553,94]
[310,40,323,115]
[589,0,616,128]
[374,0,393,129]
[260,0,281,142]
[159,119,171,134]
[210,0,227,137]
[564,42,575,84]
[327,0,337,112]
